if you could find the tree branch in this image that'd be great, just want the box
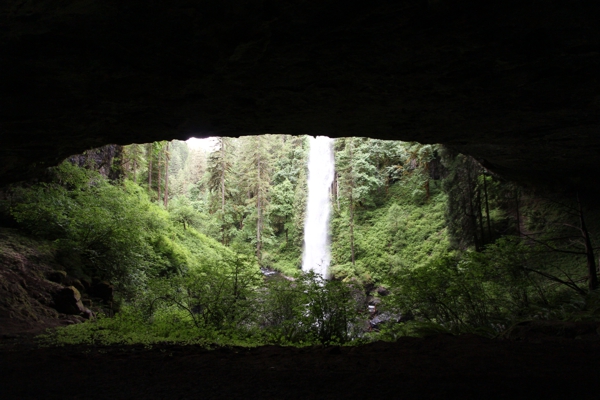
[523,267,586,295]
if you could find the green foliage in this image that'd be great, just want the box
[386,254,513,335]
[259,272,361,345]
[296,273,362,344]
[381,232,600,337]
[168,196,203,230]
[37,308,214,347]
[145,252,261,330]
[441,152,508,251]
[20,136,600,349]
[269,179,295,236]
[11,164,158,291]
[42,271,363,347]
[270,249,302,278]
[336,137,383,208]
[330,154,449,285]
[8,162,238,297]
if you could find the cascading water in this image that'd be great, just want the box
[302,136,335,278]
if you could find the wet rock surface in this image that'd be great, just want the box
[1,335,599,399]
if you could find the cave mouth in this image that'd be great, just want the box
[2,0,600,189]
[2,133,599,349]
[1,135,448,345]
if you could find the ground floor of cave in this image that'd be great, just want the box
[1,335,599,399]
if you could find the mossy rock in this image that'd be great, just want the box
[66,278,85,294]
[47,270,67,284]
[53,286,85,315]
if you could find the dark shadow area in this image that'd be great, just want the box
[2,335,600,399]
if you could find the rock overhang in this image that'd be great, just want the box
[1,0,599,187]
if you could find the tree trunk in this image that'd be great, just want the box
[476,185,485,246]
[133,146,137,183]
[285,220,289,245]
[147,143,153,194]
[350,195,356,266]
[483,172,492,241]
[164,142,169,208]
[256,159,262,263]
[221,139,226,245]
[330,172,337,209]
[336,173,340,210]
[424,162,430,201]
[578,193,599,292]
[465,166,480,251]
[515,187,521,237]
[349,139,356,266]
[157,146,162,205]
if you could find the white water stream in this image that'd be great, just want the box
[302,136,335,278]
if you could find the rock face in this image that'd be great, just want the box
[0,228,101,332]
[0,229,65,334]
[1,1,599,187]
[47,271,67,285]
[67,145,123,181]
[52,286,86,315]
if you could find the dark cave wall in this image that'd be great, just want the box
[1,0,599,186]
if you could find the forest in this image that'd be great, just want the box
[2,135,599,347]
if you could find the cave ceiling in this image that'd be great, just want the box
[1,0,599,186]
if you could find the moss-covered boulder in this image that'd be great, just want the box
[46,270,67,284]
[53,286,86,315]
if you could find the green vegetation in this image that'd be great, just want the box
[38,271,362,347]
[3,135,599,348]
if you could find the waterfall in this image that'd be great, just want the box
[302,136,334,278]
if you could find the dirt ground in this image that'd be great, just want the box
[1,334,600,399]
